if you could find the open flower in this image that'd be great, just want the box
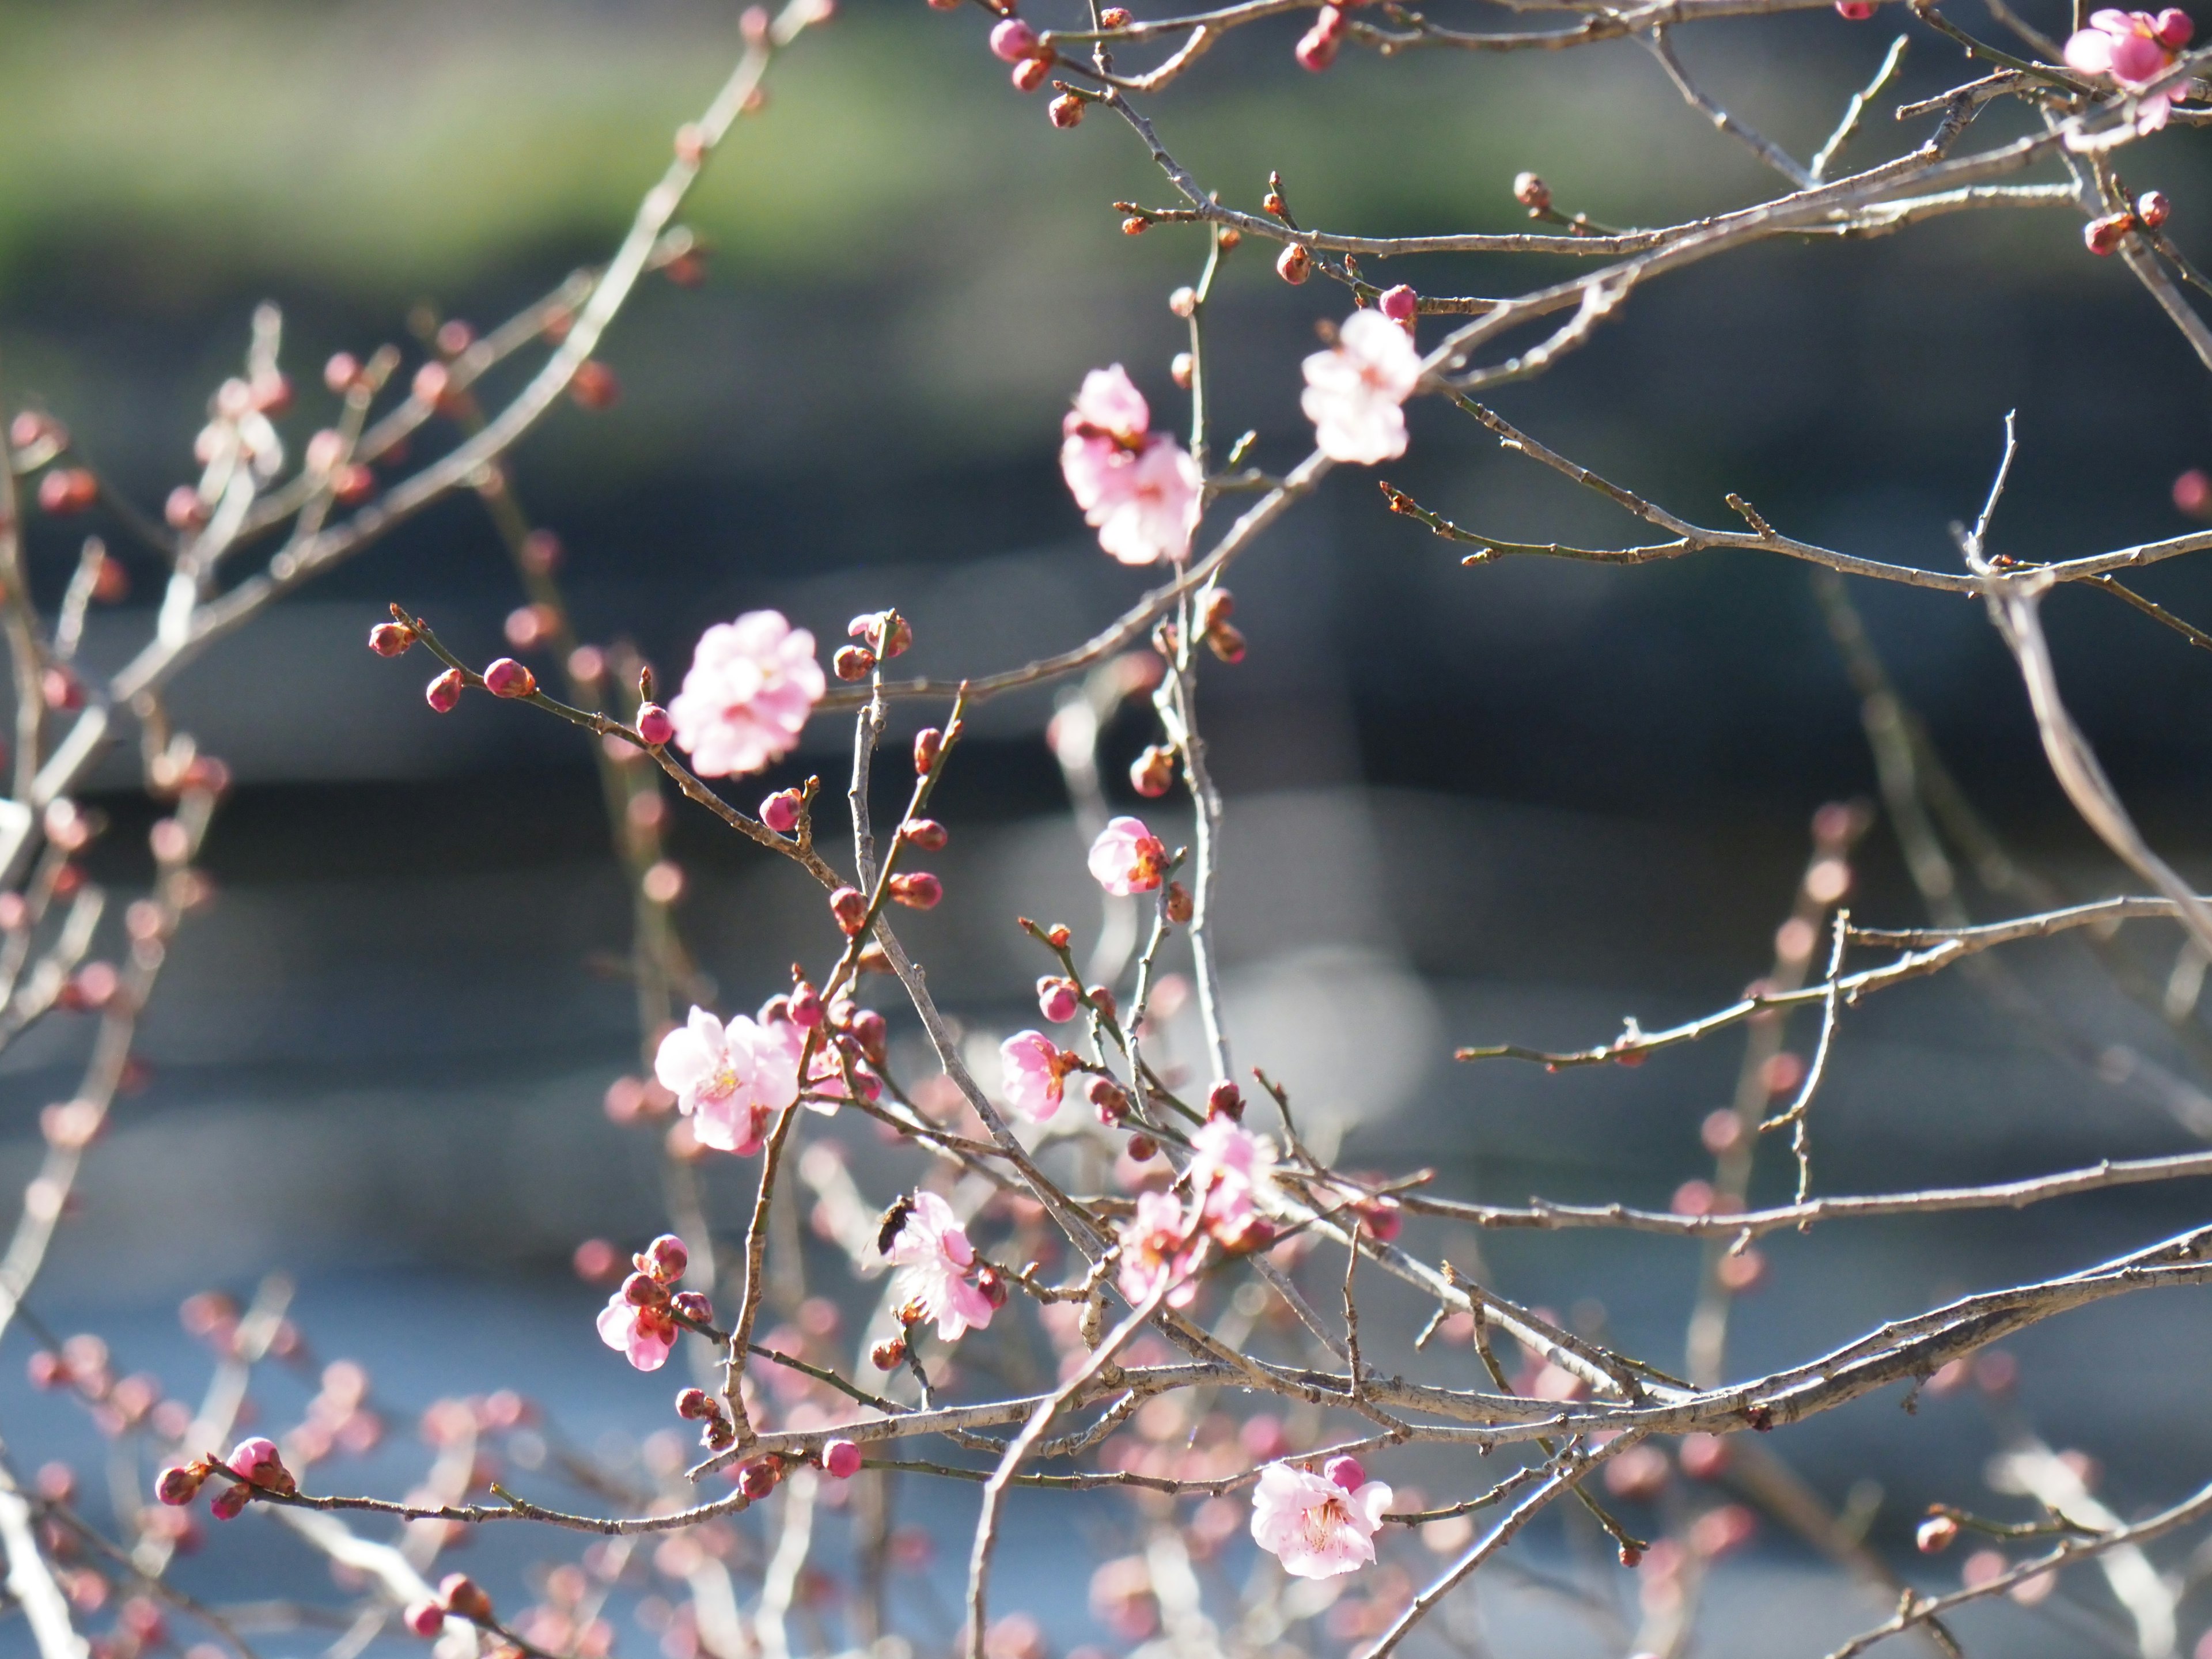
[667,610,824,778]
[1188,1117,1278,1247]
[654,1006,804,1155]
[1115,1188,1205,1308]
[1301,309,1424,465]
[2065,9,2193,134]
[999,1030,1077,1122]
[596,1296,679,1371]
[1061,366,1203,566]
[1088,816,1169,896]
[884,1189,996,1342]
[1250,1459,1394,1579]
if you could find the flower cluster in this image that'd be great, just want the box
[155,1436,298,1523]
[882,1188,1005,1342]
[2065,8,2194,134]
[653,993,881,1156]
[1060,366,1204,566]
[595,1233,712,1372]
[666,609,825,778]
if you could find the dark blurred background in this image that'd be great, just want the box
[6,1,2212,1650]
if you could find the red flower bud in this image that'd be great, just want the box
[622,1270,666,1308]
[1089,1077,1132,1127]
[870,1336,907,1370]
[830,887,871,935]
[637,703,675,747]
[1130,744,1176,797]
[1206,1080,1243,1120]
[675,1387,714,1419]
[1087,985,1119,1025]
[1378,283,1418,324]
[834,645,876,681]
[440,1574,494,1622]
[1276,244,1312,285]
[1123,215,1149,236]
[738,1459,782,1501]
[1916,1514,1959,1553]
[901,817,948,850]
[671,1290,714,1323]
[1046,923,1072,948]
[209,1483,250,1521]
[888,872,942,909]
[1126,1133,1158,1162]
[1294,16,1339,68]
[484,657,536,699]
[645,1233,688,1281]
[823,1438,863,1479]
[1038,976,1080,1022]
[2085,211,2134,255]
[1012,55,1051,90]
[914,728,944,775]
[1048,93,1085,127]
[976,1264,1009,1308]
[1324,1454,1365,1491]
[850,1007,889,1063]
[1206,621,1247,664]
[760,789,804,833]
[425,669,464,713]
[154,1465,204,1506]
[2156,5,2193,46]
[369,623,415,657]
[403,1601,446,1638]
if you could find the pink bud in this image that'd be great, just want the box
[1378,285,1418,324]
[208,1483,249,1521]
[1324,1455,1365,1491]
[440,1574,493,1622]
[646,1233,688,1281]
[901,817,949,850]
[1089,1076,1131,1126]
[622,1271,666,1308]
[403,1601,446,1638]
[2138,189,2172,229]
[2085,212,2134,256]
[228,1437,285,1486]
[637,703,675,746]
[425,668,464,713]
[1037,976,1080,1022]
[369,623,415,657]
[914,728,944,775]
[738,1459,782,1501]
[1276,244,1311,285]
[672,1290,714,1323]
[1206,1080,1244,1120]
[1130,745,1176,797]
[1012,55,1051,91]
[154,1465,203,1506]
[831,887,870,934]
[823,1438,863,1479]
[888,871,942,909]
[1294,22,1338,68]
[850,1007,889,1063]
[760,789,804,833]
[990,16,1040,58]
[1916,1514,1959,1553]
[791,981,825,1027]
[2157,6,2193,46]
[1048,92,1084,127]
[675,1387,714,1419]
[833,645,875,681]
[1834,1,1874,16]
[484,657,536,699]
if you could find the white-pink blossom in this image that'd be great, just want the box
[654,1006,803,1155]
[666,610,824,778]
[1300,309,1423,465]
[1188,1116,1277,1246]
[1060,366,1203,566]
[2065,9,2192,134]
[999,1030,1074,1122]
[596,1296,679,1371]
[1249,1460,1393,1579]
[1115,1188,1203,1308]
[1088,816,1169,896]
[884,1189,996,1342]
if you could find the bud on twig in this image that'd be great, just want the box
[831,887,870,935]
[834,645,876,680]
[1276,244,1311,285]
[914,727,944,775]
[425,669,464,713]
[484,658,537,699]
[1512,171,1551,211]
[638,703,676,747]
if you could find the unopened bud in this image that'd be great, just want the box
[623,1270,666,1308]
[914,728,944,775]
[1046,923,1073,948]
[870,1336,907,1370]
[1359,1197,1403,1241]
[1165,880,1194,924]
[738,1459,783,1501]
[1512,171,1550,211]
[1131,744,1176,797]
[1126,1133,1158,1162]
[823,1438,863,1479]
[369,623,416,657]
[1834,1,1874,16]
[760,789,804,834]
[1207,621,1247,663]
[901,817,948,850]
[1206,1080,1243,1120]
[1171,351,1194,389]
[834,645,876,681]
[1378,283,1418,324]
[154,1465,204,1506]
[675,1387,715,1419]
[1324,1455,1365,1491]
[1169,286,1196,317]
[1087,985,1118,1024]
[671,1290,714,1323]
[2138,189,2172,229]
[1276,244,1311,285]
[850,1007,889,1063]
[889,871,943,909]
[976,1264,1009,1308]
[209,1484,250,1521]
[1038,976,1081,1022]
[1012,55,1052,90]
[645,1233,688,1281]
[425,668,464,713]
[1089,1077,1132,1127]
[1916,1514,1959,1552]
[830,887,870,935]
[2085,212,2134,256]
[403,1601,446,1638]
[791,981,825,1027]
[989,16,1040,58]
[638,703,676,747]
[1101,3,1132,20]
[440,1574,494,1623]
[484,657,537,698]
[1050,93,1085,128]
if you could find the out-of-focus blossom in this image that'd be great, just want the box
[1250,1459,1393,1578]
[1188,1117,1278,1247]
[999,1031,1076,1122]
[1060,366,1203,566]
[1088,816,1169,895]
[885,1190,996,1342]
[667,611,824,778]
[1116,1190,1205,1308]
[1301,310,1424,464]
[2065,9,2193,136]
[596,1296,679,1370]
[653,1006,801,1154]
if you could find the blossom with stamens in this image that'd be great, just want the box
[1115,1188,1205,1308]
[884,1189,996,1342]
[1188,1116,1277,1247]
[1249,1459,1394,1578]
[1060,366,1203,566]
[1300,309,1423,464]
[2065,9,2193,135]
[596,1294,679,1371]
[1088,816,1169,896]
[999,1030,1077,1122]
[653,1006,805,1155]
[666,610,825,778]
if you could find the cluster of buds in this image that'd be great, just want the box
[157,1436,297,1522]
[2085,189,2171,255]
[1296,2,1348,70]
[402,1573,497,1639]
[1198,588,1244,662]
[618,1234,713,1353]
[28,1334,172,1439]
[987,13,1056,92]
[836,608,912,680]
[675,1385,739,1450]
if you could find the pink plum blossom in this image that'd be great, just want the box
[999,1030,1075,1122]
[654,1006,805,1155]
[1249,1459,1394,1579]
[1060,366,1204,566]
[666,611,825,779]
[1300,309,1424,465]
[884,1189,996,1342]
[1088,816,1169,896]
[2065,9,2192,134]
[1188,1116,1277,1247]
[596,1296,678,1370]
[1115,1188,1205,1308]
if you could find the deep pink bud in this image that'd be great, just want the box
[1037,976,1080,1022]
[425,669,464,713]
[1324,1455,1365,1491]
[850,1007,889,1063]
[369,623,416,657]
[228,1437,285,1487]
[440,1574,493,1622]
[637,703,675,746]
[1089,1077,1132,1126]
[208,1483,249,1521]
[1206,1080,1244,1120]
[1834,1,1873,16]
[833,645,875,681]
[1378,285,1418,324]
[900,817,948,850]
[831,887,870,934]
[1012,55,1051,91]
[823,1438,863,1479]
[990,16,1040,58]
[1126,1132,1157,1161]
[403,1601,446,1638]
[484,657,536,699]
[2085,212,2134,255]
[646,1234,688,1281]
[622,1271,665,1308]
[671,1290,714,1323]
[675,1387,714,1419]
[914,728,944,775]
[2138,190,2172,229]
[761,789,804,834]
[1294,24,1338,67]
[2157,6,2193,46]
[888,871,942,909]
[154,1465,203,1506]
[738,1459,782,1501]
[791,981,825,1027]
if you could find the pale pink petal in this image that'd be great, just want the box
[1067,365,1152,442]
[654,1020,717,1097]
[2067,25,2120,67]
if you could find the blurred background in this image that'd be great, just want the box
[7,0,2212,1652]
